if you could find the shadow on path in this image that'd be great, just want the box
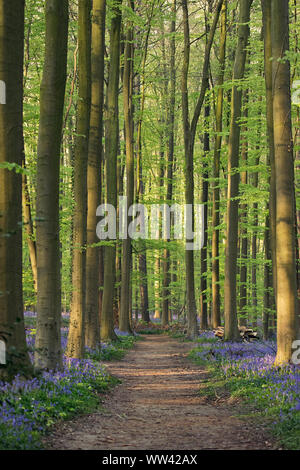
[46,335,278,450]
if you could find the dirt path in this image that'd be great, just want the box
[46,335,279,450]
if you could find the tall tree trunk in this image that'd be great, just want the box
[263,210,273,340]
[211,0,226,329]
[181,0,223,339]
[101,0,122,342]
[162,0,176,327]
[250,98,262,327]
[292,1,300,335]
[139,251,150,322]
[22,18,38,297]
[154,155,165,322]
[224,0,252,342]
[22,153,38,294]
[85,0,106,349]
[137,131,150,323]
[295,113,300,336]
[181,0,198,339]
[238,89,248,327]
[35,0,68,370]
[0,0,31,377]
[115,146,123,325]
[135,3,154,323]
[261,0,277,307]
[67,0,91,359]
[120,0,134,334]
[272,0,297,365]
[154,255,161,320]
[200,101,209,330]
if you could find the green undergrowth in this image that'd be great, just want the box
[138,328,164,335]
[189,344,300,450]
[0,363,118,450]
[0,333,139,450]
[135,320,188,339]
[85,335,140,361]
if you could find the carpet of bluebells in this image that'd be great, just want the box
[0,312,135,450]
[189,331,300,449]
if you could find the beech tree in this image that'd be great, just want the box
[85,0,106,349]
[224,0,253,341]
[0,0,31,377]
[162,0,176,327]
[119,0,135,334]
[272,0,298,365]
[67,0,91,359]
[181,0,223,339]
[34,0,68,370]
[211,0,226,329]
[101,0,122,342]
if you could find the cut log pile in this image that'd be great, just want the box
[213,325,259,341]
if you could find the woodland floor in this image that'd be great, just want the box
[45,335,281,450]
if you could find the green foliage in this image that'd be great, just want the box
[138,327,163,335]
[0,365,115,450]
[85,335,139,361]
[189,343,300,450]
[0,162,28,174]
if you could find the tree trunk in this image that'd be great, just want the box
[224,0,252,342]
[120,0,134,334]
[272,0,297,365]
[67,0,91,359]
[85,0,106,349]
[139,252,150,322]
[181,0,198,339]
[261,0,277,306]
[154,255,161,320]
[200,102,209,330]
[101,0,122,342]
[211,0,226,329]
[181,0,222,339]
[250,98,262,328]
[162,0,176,327]
[263,210,273,340]
[0,0,32,378]
[239,89,248,327]
[35,0,68,370]
[22,153,38,294]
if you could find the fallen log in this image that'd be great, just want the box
[213,326,259,341]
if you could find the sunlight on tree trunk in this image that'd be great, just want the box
[35,0,68,370]
[85,0,106,349]
[119,0,134,334]
[101,0,122,342]
[67,0,91,359]
[224,0,253,342]
[0,0,31,378]
[272,0,297,365]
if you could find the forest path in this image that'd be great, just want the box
[46,335,278,450]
